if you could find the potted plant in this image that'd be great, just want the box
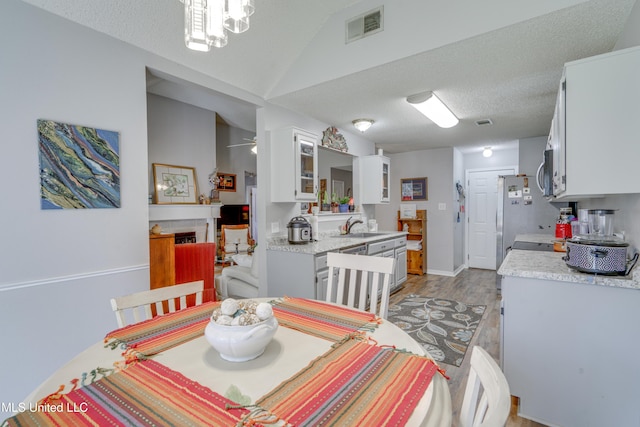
[321,190,331,211]
[338,196,350,213]
[331,192,339,213]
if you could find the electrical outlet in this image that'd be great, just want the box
[271,221,280,234]
[438,203,446,211]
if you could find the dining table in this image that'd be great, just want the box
[6,297,452,427]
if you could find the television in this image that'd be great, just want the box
[217,204,250,232]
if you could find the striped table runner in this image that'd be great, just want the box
[272,297,379,342]
[3,359,253,427]
[104,301,219,360]
[256,338,439,426]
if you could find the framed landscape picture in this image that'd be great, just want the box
[152,163,198,204]
[401,177,428,201]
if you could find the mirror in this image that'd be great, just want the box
[318,146,353,203]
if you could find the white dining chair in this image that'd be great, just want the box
[459,346,511,427]
[110,280,204,327]
[325,252,395,319]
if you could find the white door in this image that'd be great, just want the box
[467,168,515,269]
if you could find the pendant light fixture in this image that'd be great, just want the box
[406,91,459,128]
[180,0,255,52]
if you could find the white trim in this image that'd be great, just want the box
[426,268,456,277]
[0,265,148,292]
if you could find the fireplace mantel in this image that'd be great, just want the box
[148,204,222,243]
[148,204,222,221]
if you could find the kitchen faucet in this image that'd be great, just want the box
[345,216,364,234]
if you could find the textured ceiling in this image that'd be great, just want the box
[21,0,636,154]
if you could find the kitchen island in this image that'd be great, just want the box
[498,234,640,426]
[267,231,408,300]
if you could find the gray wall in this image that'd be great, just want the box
[147,93,217,198]
[0,0,262,412]
[377,148,455,275]
[215,123,257,205]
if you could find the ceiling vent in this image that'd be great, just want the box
[475,119,493,126]
[346,7,384,44]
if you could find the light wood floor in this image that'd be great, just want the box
[390,268,546,427]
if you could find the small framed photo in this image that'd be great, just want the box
[152,163,198,204]
[217,173,236,192]
[401,177,428,201]
[301,202,310,214]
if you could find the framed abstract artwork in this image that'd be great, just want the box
[152,163,199,204]
[38,119,121,209]
[401,177,428,201]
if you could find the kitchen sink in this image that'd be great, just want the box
[331,232,389,238]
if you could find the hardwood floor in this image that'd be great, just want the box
[390,268,547,427]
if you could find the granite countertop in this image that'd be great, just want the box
[499,234,640,290]
[267,230,407,255]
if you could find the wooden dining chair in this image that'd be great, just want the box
[110,280,204,328]
[325,252,395,319]
[459,346,511,427]
[220,224,254,261]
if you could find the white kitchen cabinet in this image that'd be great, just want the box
[501,275,640,426]
[357,155,390,204]
[395,245,407,286]
[551,46,640,199]
[270,127,318,202]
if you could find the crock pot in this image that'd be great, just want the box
[287,216,312,244]
[564,236,638,276]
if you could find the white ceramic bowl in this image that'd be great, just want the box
[204,316,278,362]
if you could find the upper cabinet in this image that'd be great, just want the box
[551,46,640,199]
[358,155,390,204]
[271,127,318,202]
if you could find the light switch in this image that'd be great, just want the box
[438,203,446,211]
[271,221,280,233]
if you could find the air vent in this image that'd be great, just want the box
[346,7,384,44]
[475,119,493,126]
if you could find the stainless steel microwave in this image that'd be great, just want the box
[537,149,554,197]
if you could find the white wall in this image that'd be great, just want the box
[0,0,261,413]
[581,0,640,253]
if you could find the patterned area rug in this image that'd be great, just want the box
[388,295,486,367]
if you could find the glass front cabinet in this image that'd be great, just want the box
[359,155,390,204]
[271,127,318,202]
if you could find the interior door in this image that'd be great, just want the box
[467,168,515,269]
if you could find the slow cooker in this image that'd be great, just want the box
[287,216,312,244]
[564,236,638,276]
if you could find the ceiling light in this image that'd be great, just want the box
[482,147,493,157]
[352,119,374,132]
[180,0,254,52]
[406,91,459,128]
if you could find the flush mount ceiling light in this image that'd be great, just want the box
[482,147,493,157]
[179,0,255,52]
[406,91,459,128]
[352,119,374,132]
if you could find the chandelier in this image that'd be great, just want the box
[180,0,255,52]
